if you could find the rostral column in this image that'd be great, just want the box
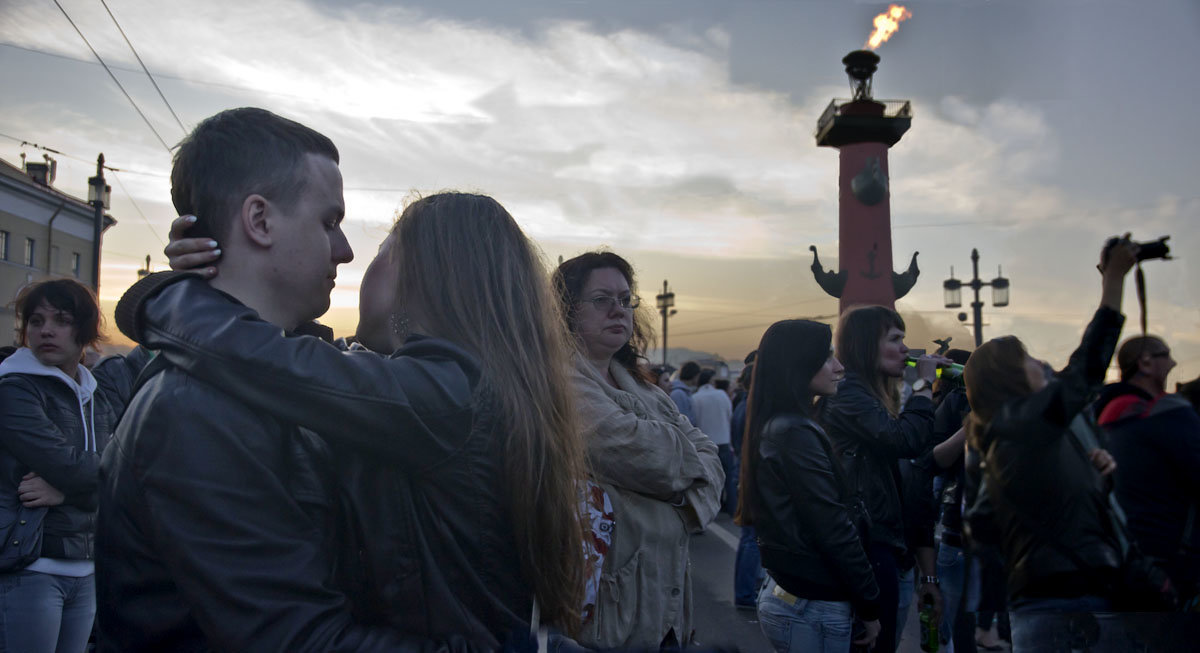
[810,50,919,313]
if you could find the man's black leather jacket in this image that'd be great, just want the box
[753,413,881,621]
[969,307,1125,600]
[102,273,524,651]
[820,373,936,554]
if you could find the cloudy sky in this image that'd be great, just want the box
[2,0,1197,383]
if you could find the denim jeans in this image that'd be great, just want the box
[756,579,853,653]
[734,526,763,606]
[1006,596,1166,653]
[0,570,95,653]
[895,565,914,649]
[937,543,981,652]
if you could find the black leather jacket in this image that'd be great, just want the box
[969,307,1125,600]
[753,413,881,621]
[820,374,936,554]
[0,345,149,563]
[104,273,523,651]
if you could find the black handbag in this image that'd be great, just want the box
[0,503,47,572]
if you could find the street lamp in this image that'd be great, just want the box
[656,280,677,366]
[87,154,111,292]
[991,269,1010,307]
[942,268,963,309]
[943,249,1010,347]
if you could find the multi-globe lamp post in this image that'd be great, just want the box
[943,248,1010,347]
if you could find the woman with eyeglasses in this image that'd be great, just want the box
[738,319,881,653]
[553,252,724,650]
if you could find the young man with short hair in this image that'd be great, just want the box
[96,108,458,652]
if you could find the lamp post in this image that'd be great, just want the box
[655,280,677,366]
[86,154,111,292]
[943,248,1009,347]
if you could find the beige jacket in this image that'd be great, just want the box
[573,357,724,649]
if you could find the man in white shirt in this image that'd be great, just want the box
[691,369,735,515]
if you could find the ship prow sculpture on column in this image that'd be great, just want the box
[810,50,919,312]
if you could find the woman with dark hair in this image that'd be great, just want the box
[553,251,723,649]
[0,279,117,652]
[738,319,881,652]
[819,305,949,652]
[963,240,1147,647]
[142,192,589,647]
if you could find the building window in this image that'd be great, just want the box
[0,231,8,260]
[72,252,81,278]
[24,238,35,267]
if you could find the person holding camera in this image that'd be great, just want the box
[962,237,1162,648]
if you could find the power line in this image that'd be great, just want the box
[0,131,170,245]
[110,171,167,247]
[51,0,173,154]
[0,41,322,102]
[98,0,188,137]
[0,131,169,177]
[672,315,836,338]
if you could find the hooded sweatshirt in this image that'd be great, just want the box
[0,347,99,576]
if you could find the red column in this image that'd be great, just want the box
[837,141,896,312]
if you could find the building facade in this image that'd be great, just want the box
[0,155,115,346]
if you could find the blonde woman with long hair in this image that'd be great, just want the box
[126,192,588,647]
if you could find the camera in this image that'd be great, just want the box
[1103,235,1171,265]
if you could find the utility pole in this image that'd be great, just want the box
[87,154,110,293]
[655,280,677,366]
[943,248,1010,347]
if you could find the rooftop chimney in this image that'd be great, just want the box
[24,154,57,187]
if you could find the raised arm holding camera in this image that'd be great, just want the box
[961,237,1181,648]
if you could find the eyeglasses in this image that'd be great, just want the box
[580,294,640,312]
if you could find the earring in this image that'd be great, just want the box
[389,312,410,342]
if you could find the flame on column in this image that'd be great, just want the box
[864,5,912,50]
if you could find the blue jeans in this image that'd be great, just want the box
[756,579,852,653]
[1007,597,1165,652]
[734,526,763,606]
[937,543,980,651]
[0,570,95,653]
[895,566,914,650]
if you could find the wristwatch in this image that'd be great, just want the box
[912,378,932,393]
[920,575,939,586]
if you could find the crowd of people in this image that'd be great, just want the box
[1,106,1198,653]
